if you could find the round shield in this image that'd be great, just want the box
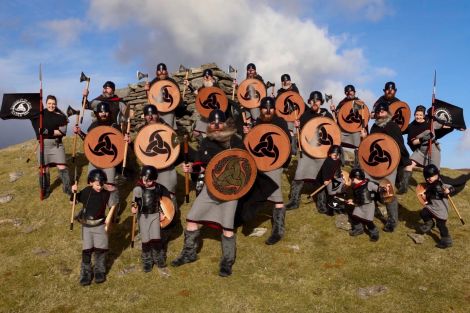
[195,87,228,118]
[236,79,267,109]
[160,196,175,228]
[300,117,341,158]
[244,124,291,171]
[205,149,257,201]
[358,133,400,178]
[389,101,411,132]
[134,123,181,169]
[275,91,306,122]
[416,183,427,206]
[378,178,395,204]
[148,80,181,113]
[337,100,370,133]
[84,126,125,168]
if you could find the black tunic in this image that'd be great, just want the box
[31,110,67,139]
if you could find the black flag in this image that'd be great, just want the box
[430,99,466,129]
[1,93,40,120]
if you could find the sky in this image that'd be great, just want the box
[0,0,469,168]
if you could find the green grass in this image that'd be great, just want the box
[0,138,469,313]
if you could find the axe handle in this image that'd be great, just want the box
[182,70,189,99]
[72,114,80,162]
[122,119,131,175]
[231,70,237,101]
[293,109,302,158]
[184,135,190,203]
[308,184,326,199]
[448,195,465,225]
[80,80,90,124]
[70,187,77,231]
[130,213,137,248]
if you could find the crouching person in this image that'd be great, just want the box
[71,169,118,286]
[347,168,380,242]
[419,164,455,249]
[132,165,171,272]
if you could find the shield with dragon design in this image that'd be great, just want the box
[300,117,341,158]
[358,133,400,178]
[134,123,181,169]
[147,79,181,113]
[205,149,257,201]
[243,124,291,171]
[337,100,370,133]
[236,78,267,109]
[274,91,306,122]
[84,126,125,168]
[195,86,229,118]
[160,195,175,228]
[389,101,411,132]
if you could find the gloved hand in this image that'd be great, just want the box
[419,132,434,143]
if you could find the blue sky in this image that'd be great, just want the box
[0,0,468,168]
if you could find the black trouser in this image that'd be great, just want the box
[420,209,449,237]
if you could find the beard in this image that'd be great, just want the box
[206,118,237,145]
[203,80,214,88]
[375,113,392,127]
[260,111,274,122]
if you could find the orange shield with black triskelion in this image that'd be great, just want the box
[148,79,181,113]
[389,101,411,132]
[236,78,266,109]
[275,91,305,122]
[300,117,341,158]
[84,126,125,168]
[358,133,400,178]
[195,86,228,118]
[134,123,180,169]
[337,100,370,133]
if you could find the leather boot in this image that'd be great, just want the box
[265,206,286,245]
[171,229,200,267]
[349,220,364,236]
[93,251,107,283]
[384,200,398,232]
[59,168,72,196]
[285,180,304,210]
[151,241,167,268]
[219,234,236,277]
[397,170,412,194]
[436,236,453,249]
[142,244,153,272]
[39,173,51,199]
[368,225,380,242]
[418,219,435,234]
[316,189,329,214]
[79,250,93,286]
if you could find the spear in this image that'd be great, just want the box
[39,64,45,200]
[69,166,78,231]
[183,133,190,203]
[426,70,437,166]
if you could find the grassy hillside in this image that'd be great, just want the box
[0,138,469,313]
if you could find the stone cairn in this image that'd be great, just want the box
[116,63,237,136]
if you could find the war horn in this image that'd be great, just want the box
[66,105,80,117]
[137,71,148,81]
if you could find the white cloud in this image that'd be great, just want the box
[458,130,470,151]
[330,0,391,22]
[43,18,86,46]
[87,0,392,103]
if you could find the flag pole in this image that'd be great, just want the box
[39,64,45,200]
[426,70,436,166]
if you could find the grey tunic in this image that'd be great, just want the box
[138,213,161,242]
[263,168,284,203]
[340,131,361,148]
[160,112,177,129]
[186,185,238,230]
[156,165,177,194]
[410,142,441,169]
[294,155,326,181]
[194,117,209,133]
[82,224,108,250]
[38,138,67,166]
[424,183,451,220]
[326,177,344,196]
[352,182,379,222]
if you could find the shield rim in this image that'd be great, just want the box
[147,79,181,113]
[389,100,411,132]
[274,91,306,122]
[195,86,229,118]
[83,126,125,169]
[415,183,427,206]
[160,195,175,228]
[134,123,181,169]
[337,100,370,133]
[358,133,400,178]
[243,124,291,171]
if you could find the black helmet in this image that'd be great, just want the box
[143,104,159,116]
[246,63,256,71]
[308,91,324,104]
[414,105,426,114]
[374,101,389,114]
[328,145,342,156]
[141,165,158,181]
[94,102,111,113]
[88,169,107,184]
[384,81,396,91]
[102,81,115,91]
[281,74,291,82]
[344,84,355,93]
[423,164,439,179]
[208,109,226,123]
[260,97,275,110]
[349,168,365,180]
[203,68,213,77]
[156,63,167,72]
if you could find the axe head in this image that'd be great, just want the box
[80,71,90,83]
[325,94,333,102]
[137,71,148,81]
[66,105,80,117]
[266,81,275,89]
[179,64,190,73]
